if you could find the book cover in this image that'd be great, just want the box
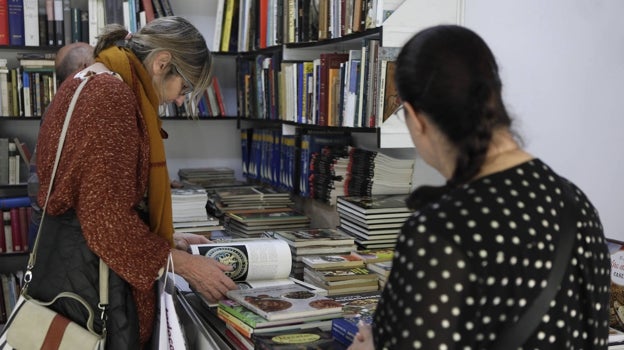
[218,298,340,331]
[252,327,344,350]
[226,209,309,227]
[265,228,354,248]
[349,248,394,263]
[227,283,343,322]
[190,239,292,285]
[304,266,377,282]
[302,254,364,270]
[330,291,381,346]
[366,260,392,277]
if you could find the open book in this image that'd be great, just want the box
[190,239,342,321]
[189,238,319,290]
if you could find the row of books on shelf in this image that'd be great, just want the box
[0,57,58,117]
[184,235,395,348]
[0,271,22,325]
[236,38,401,129]
[213,0,398,53]
[159,76,230,118]
[0,0,175,48]
[0,204,32,254]
[240,128,414,205]
[0,137,30,185]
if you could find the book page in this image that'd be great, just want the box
[190,239,292,282]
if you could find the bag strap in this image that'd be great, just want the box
[23,76,110,312]
[491,183,577,349]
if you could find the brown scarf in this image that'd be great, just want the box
[95,47,174,245]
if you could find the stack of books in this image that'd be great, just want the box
[223,209,310,239]
[177,167,241,188]
[330,291,382,347]
[302,254,379,296]
[207,185,294,218]
[264,229,357,280]
[336,194,412,249]
[171,184,221,234]
[351,248,394,289]
[344,147,415,197]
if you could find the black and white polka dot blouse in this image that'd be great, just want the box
[374,159,610,349]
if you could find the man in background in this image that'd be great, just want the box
[55,42,94,83]
[28,42,95,245]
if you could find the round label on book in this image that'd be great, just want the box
[271,333,321,344]
[203,246,248,280]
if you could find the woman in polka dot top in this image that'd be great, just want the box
[348,25,610,350]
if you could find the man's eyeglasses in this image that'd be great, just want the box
[172,64,194,96]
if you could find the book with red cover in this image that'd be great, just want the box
[212,76,226,115]
[318,53,348,126]
[141,0,155,22]
[0,211,5,253]
[9,207,21,252]
[0,0,9,45]
[18,206,27,251]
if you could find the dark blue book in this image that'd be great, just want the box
[0,196,30,210]
[7,0,25,46]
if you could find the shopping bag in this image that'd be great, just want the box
[153,253,187,350]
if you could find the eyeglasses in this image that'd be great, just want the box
[171,64,194,96]
[389,103,405,121]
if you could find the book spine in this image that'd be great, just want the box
[61,0,69,44]
[217,308,254,338]
[0,0,9,45]
[159,0,173,16]
[0,69,9,116]
[69,6,79,42]
[0,138,8,184]
[212,76,226,115]
[220,0,234,52]
[140,0,154,23]
[9,207,20,251]
[22,0,38,46]
[3,211,13,252]
[7,0,25,46]
[150,0,163,18]
[8,141,19,184]
[0,209,5,253]
[0,196,30,210]
[45,0,53,45]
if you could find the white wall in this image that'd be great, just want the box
[464,0,624,239]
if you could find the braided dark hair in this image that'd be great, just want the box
[397,25,513,210]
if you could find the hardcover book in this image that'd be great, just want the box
[252,327,345,349]
[264,228,355,248]
[190,238,296,289]
[350,248,394,263]
[330,291,381,346]
[336,194,411,215]
[226,283,343,321]
[218,298,340,331]
[301,254,364,270]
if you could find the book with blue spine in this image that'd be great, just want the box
[7,0,24,46]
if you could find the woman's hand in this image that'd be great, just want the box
[170,249,238,303]
[173,232,211,251]
[348,321,375,350]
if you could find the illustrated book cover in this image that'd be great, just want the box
[226,283,344,321]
